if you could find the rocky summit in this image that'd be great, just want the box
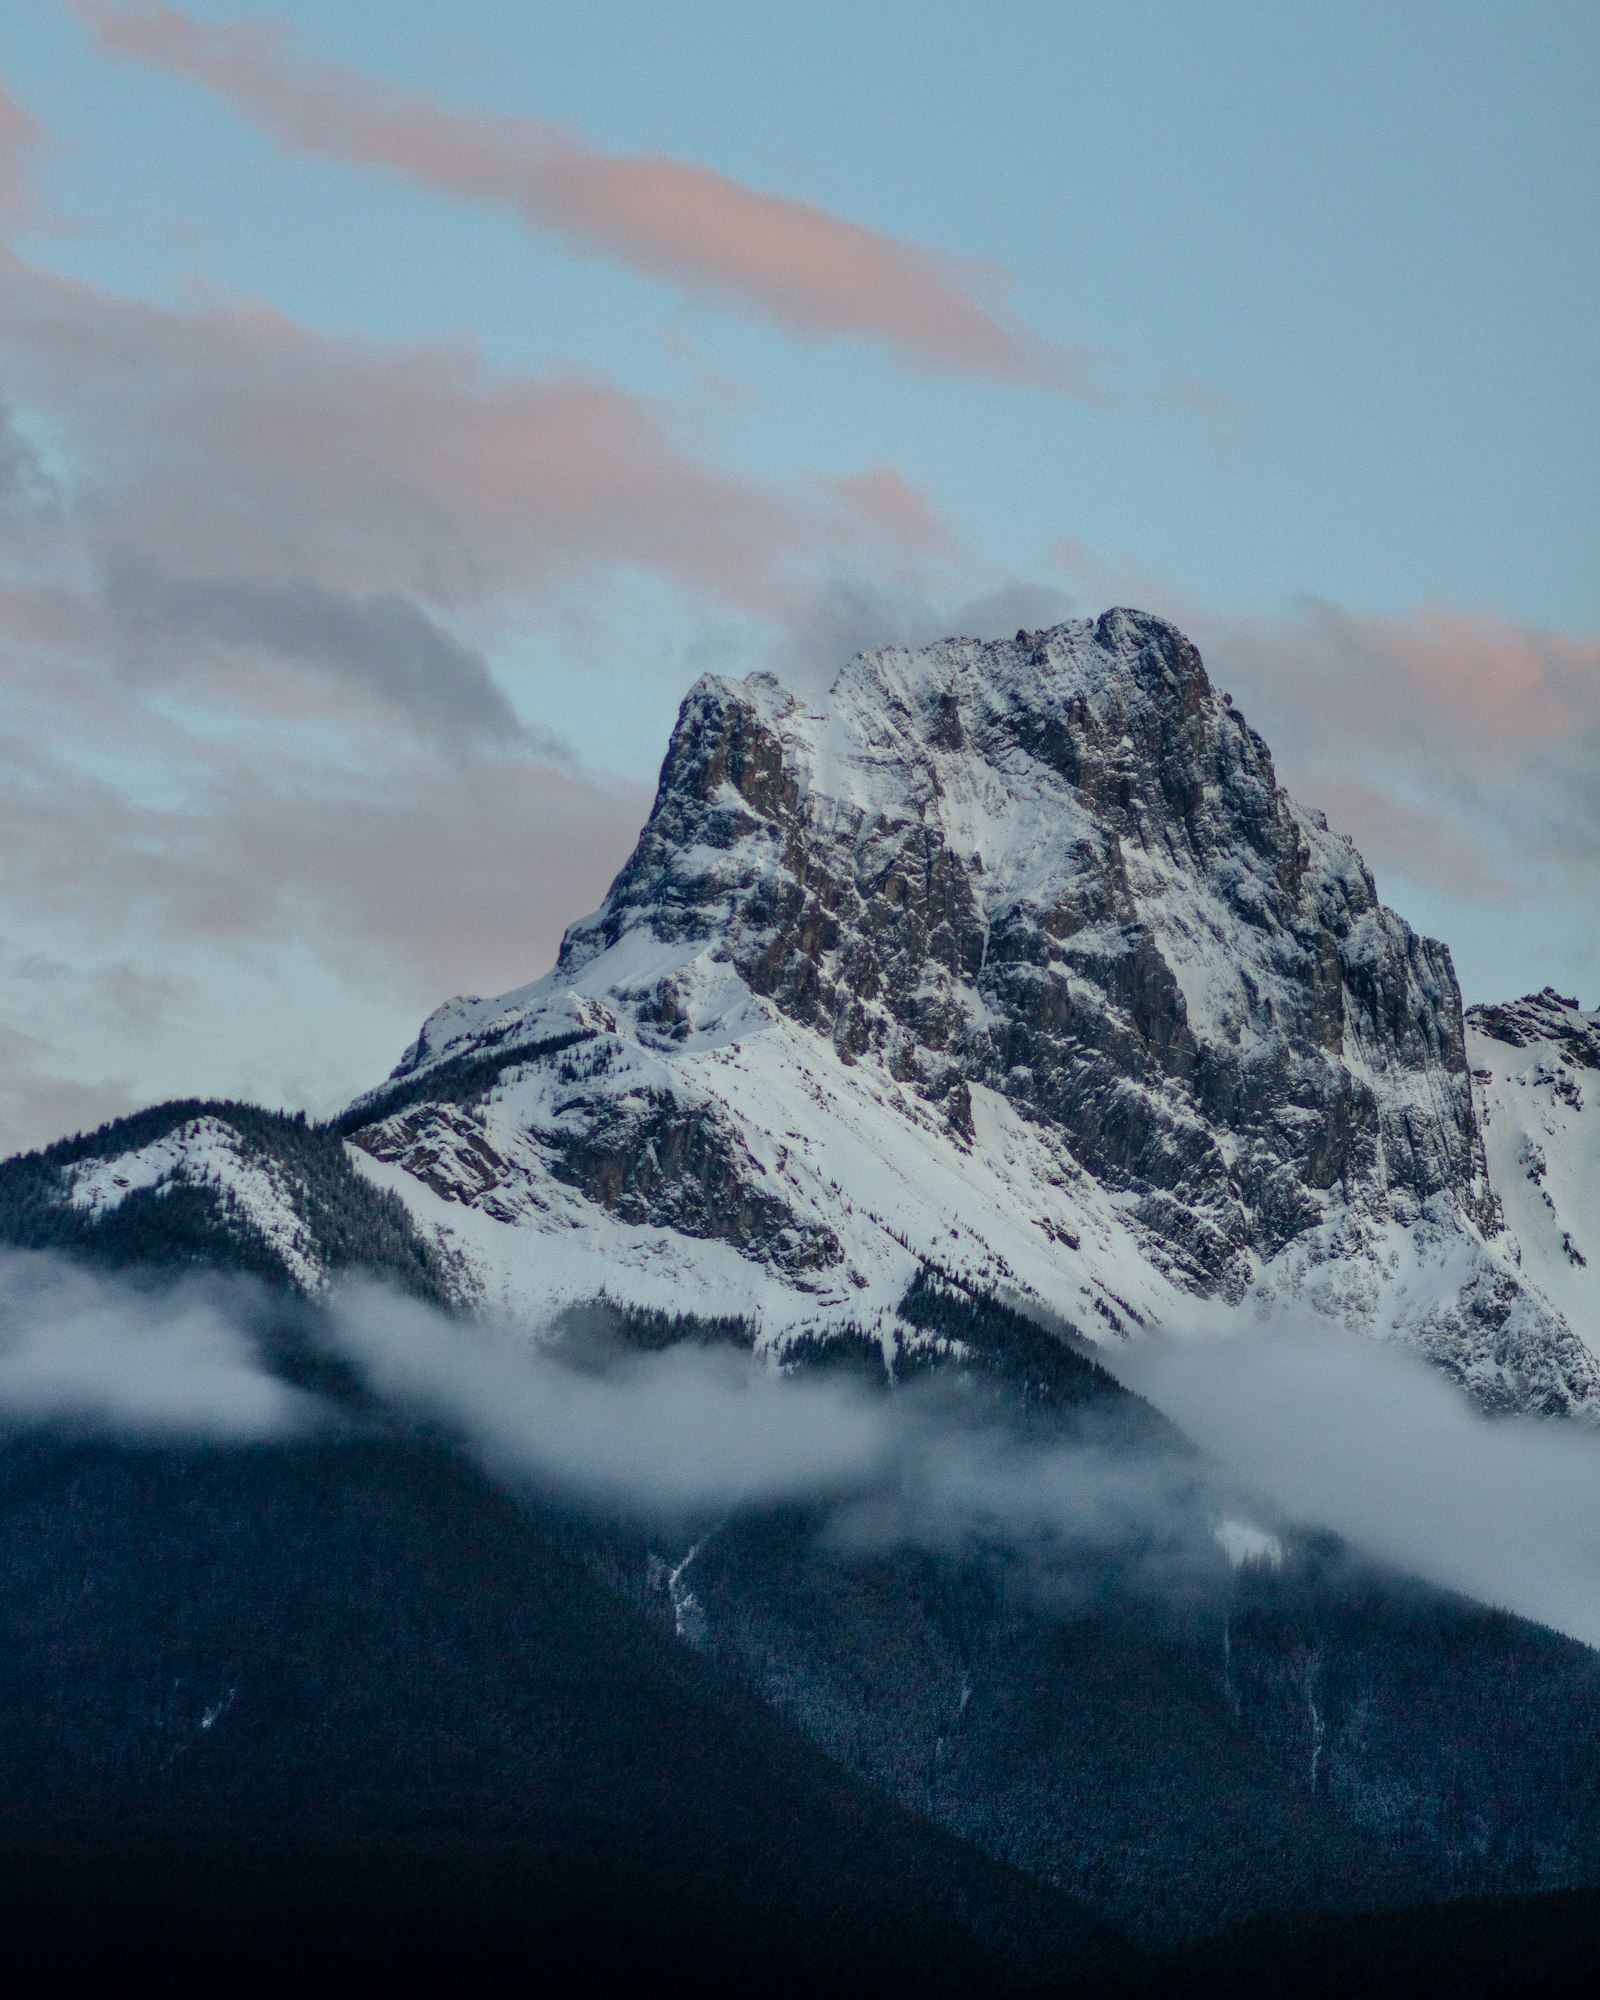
[11,612,1597,1413]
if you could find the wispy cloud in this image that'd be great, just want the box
[768,574,1079,692]
[1301,777,1516,901]
[0,687,651,1004]
[0,78,968,1145]
[74,2,1090,390]
[101,552,534,748]
[0,1249,315,1438]
[0,249,832,611]
[328,1287,1221,1607]
[1213,601,1600,761]
[1201,599,1600,897]
[1121,1325,1600,1651]
[0,1021,139,1155]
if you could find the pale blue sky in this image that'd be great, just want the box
[0,0,1595,1140]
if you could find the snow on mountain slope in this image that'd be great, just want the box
[1468,991,1600,1357]
[348,965,1177,1345]
[64,1115,323,1289]
[339,611,1597,1414]
[0,1101,455,1302]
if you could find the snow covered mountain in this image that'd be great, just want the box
[6,610,1593,1413]
[329,609,1594,1412]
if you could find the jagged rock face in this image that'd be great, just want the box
[1467,990,1600,1365]
[305,612,1598,1413]
[558,610,1489,1298]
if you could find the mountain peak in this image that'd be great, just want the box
[324,612,1600,1414]
[14,612,1584,1414]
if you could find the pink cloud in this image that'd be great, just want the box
[1192,598,1600,904]
[0,245,818,607]
[1353,606,1598,747]
[1210,600,1600,765]
[1056,538,1600,904]
[823,464,963,558]
[0,73,971,1139]
[75,2,1086,389]
[0,240,955,630]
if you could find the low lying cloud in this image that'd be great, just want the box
[76,1,1088,390]
[0,1262,1218,1595]
[327,1288,1222,1606]
[0,1249,314,1439]
[1118,1325,1600,1650]
[8,1260,1600,1649]
[332,1290,893,1515]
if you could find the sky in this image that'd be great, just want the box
[0,0,1595,1149]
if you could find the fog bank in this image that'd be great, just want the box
[327,1287,1222,1599]
[1118,1325,1600,1649]
[10,1248,1600,1649]
[0,1250,315,1439]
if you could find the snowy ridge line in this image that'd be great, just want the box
[65,1115,322,1291]
[337,1025,598,1133]
[0,1098,457,1305]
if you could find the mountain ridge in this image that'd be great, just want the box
[3,610,1595,1412]
[341,610,1597,1411]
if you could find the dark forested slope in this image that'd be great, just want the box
[0,1427,1122,1994]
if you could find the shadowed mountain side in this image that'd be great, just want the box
[0,1431,1124,1995]
[683,1504,1600,1945]
[604,1295,1600,1945]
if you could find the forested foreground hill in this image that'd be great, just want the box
[5,1417,1600,1999]
[5,1282,1600,1991]
[0,1099,453,1299]
[0,1429,1121,1996]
